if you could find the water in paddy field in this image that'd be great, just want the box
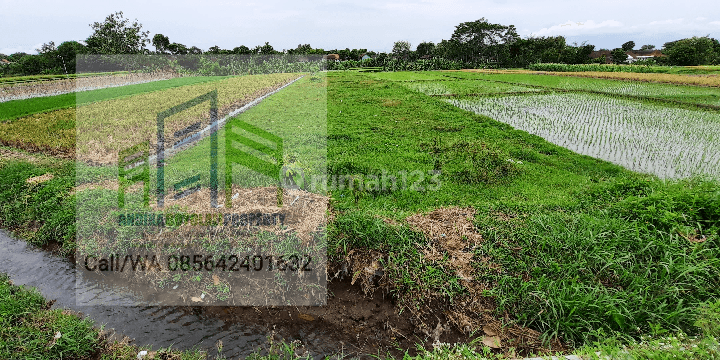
[0,229,344,359]
[448,93,720,181]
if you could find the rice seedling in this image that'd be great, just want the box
[364,71,455,82]
[406,79,543,96]
[448,92,720,180]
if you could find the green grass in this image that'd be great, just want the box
[0,158,76,253]
[0,273,98,358]
[0,272,211,360]
[441,71,720,107]
[0,75,229,121]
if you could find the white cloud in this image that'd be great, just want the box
[0,43,43,55]
[529,20,623,36]
[528,17,720,39]
[646,18,684,26]
[696,17,707,21]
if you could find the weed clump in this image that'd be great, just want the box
[445,140,521,185]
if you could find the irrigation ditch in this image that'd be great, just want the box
[0,225,477,358]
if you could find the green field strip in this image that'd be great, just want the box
[0,76,230,122]
[439,71,720,107]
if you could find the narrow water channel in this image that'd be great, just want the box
[0,229,347,359]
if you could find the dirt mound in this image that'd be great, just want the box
[406,207,481,281]
[405,207,565,354]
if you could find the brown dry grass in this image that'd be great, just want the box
[150,185,328,244]
[25,173,54,184]
[406,207,482,281]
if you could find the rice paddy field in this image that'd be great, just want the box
[1,68,719,358]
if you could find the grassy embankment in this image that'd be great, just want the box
[1,70,719,357]
[0,273,211,359]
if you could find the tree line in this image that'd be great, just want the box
[2,12,720,77]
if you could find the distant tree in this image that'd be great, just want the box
[37,41,57,54]
[85,11,150,54]
[560,41,595,64]
[611,48,628,64]
[167,43,188,55]
[259,42,277,54]
[639,44,655,51]
[450,17,519,63]
[56,41,86,73]
[8,52,29,62]
[152,34,170,53]
[621,41,635,51]
[232,45,252,55]
[188,46,203,54]
[416,41,436,58]
[508,36,566,67]
[289,44,312,54]
[666,36,717,66]
[433,39,463,60]
[392,40,412,58]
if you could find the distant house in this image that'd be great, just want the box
[0,59,11,65]
[323,54,340,61]
[360,54,372,61]
[589,50,612,64]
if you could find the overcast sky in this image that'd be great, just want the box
[1,0,719,55]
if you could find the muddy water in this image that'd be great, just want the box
[0,229,346,359]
